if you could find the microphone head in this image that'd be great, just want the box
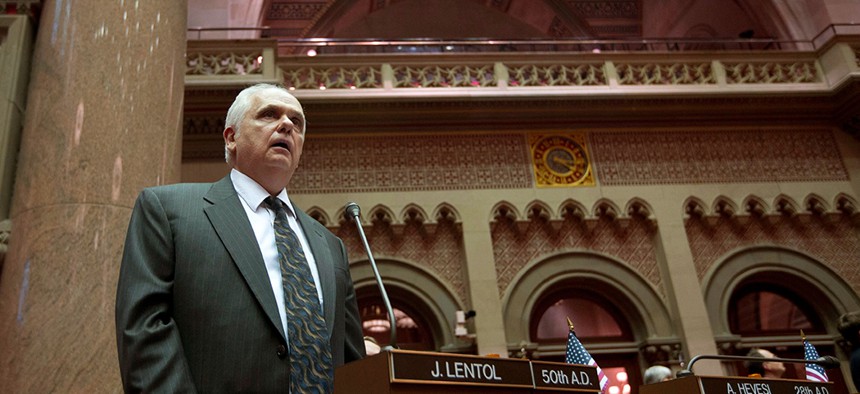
[816,355,841,369]
[345,202,361,219]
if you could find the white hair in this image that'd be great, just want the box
[223,83,301,163]
[643,365,672,384]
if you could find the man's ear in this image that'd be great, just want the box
[224,126,237,152]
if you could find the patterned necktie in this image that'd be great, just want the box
[265,196,333,393]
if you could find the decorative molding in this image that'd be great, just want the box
[723,62,819,84]
[186,51,263,76]
[261,28,304,38]
[591,25,640,35]
[184,116,224,136]
[267,2,326,20]
[615,63,714,85]
[392,64,496,88]
[334,216,470,308]
[492,199,662,297]
[568,0,640,19]
[507,64,606,86]
[289,134,533,194]
[591,129,847,185]
[686,212,860,295]
[283,66,383,89]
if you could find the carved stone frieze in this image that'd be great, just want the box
[591,129,846,185]
[686,213,860,294]
[267,2,325,20]
[723,62,819,84]
[492,213,662,297]
[334,215,470,308]
[615,63,714,85]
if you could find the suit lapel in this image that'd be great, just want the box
[204,176,286,340]
[295,208,337,339]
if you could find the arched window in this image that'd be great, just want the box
[531,287,638,394]
[532,290,631,342]
[727,279,843,385]
[357,289,436,351]
[729,284,822,336]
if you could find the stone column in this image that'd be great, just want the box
[651,193,722,376]
[0,0,187,391]
[460,199,509,356]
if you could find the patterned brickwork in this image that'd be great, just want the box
[685,215,860,294]
[492,216,662,298]
[267,2,325,20]
[591,129,847,185]
[291,134,533,193]
[335,220,470,308]
[568,0,640,18]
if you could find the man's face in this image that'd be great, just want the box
[225,88,305,190]
[759,349,786,377]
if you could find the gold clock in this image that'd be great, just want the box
[529,134,594,187]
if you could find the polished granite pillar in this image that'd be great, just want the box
[0,0,186,391]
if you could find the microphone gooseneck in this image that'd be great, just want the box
[345,202,397,351]
[677,354,842,378]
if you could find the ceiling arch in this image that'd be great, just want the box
[244,0,805,41]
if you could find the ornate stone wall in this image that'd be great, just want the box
[686,199,860,294]
[490,204,661,298]
[591,129,846,185]
[291,134,533,193]
[332,206,470,308]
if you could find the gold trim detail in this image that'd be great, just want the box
[529,133,595,187]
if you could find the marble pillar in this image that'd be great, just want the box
[0,0,186,391]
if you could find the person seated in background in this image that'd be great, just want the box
[643,365,673,384]
[744,348,786,378]
[838,311,860,390]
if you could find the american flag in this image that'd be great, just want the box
[566,322,608,391]
[803,338,828,382]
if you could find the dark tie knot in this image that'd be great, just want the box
[264,196,287,214]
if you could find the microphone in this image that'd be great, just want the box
[677,354,842,378]
[344,202,397,351]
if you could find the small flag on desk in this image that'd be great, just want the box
[566,317,608,391]
[802,331,828,383]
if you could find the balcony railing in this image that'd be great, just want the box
[188,23,860,55]
[184,24,860,96]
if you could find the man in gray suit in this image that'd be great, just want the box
[116,83,365,393]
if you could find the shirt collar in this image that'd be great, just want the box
[230,169,297,217]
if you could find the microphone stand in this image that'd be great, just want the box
[345,202,397,351]
[677,354,841,378]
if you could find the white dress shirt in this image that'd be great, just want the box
[230,169,324,336]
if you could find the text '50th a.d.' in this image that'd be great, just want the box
[541,368,592,386]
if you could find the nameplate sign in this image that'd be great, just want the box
[698,376,835,394]
[389,350,534,388]
[532,360,602,392]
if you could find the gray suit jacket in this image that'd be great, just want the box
[116,175,365,393]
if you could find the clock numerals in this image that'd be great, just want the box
[530,135,593,187]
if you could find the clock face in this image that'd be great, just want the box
[530,134,593,187]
